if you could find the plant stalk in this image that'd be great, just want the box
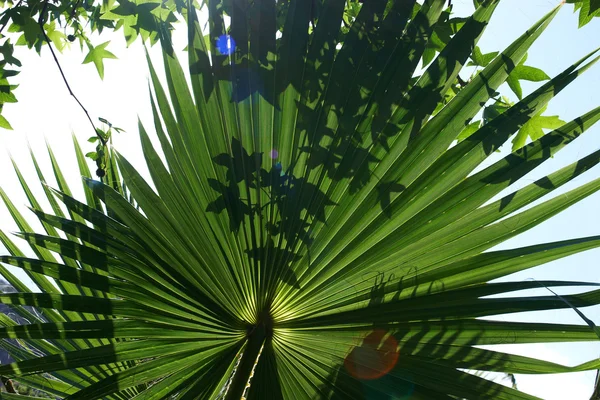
[224,323,267,400]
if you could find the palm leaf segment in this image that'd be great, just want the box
[1,0,600,398]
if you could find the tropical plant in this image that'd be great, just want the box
[0,0,435,132]
[1,0,600,399]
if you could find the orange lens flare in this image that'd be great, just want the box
[344,329,399,380]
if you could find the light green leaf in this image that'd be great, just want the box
[456,120,481,142]
[566,0,600,27]
[44,21,66,52]
[506,55,551,99]
[469,45,498,67]
[82,41,117,79]
[0,113,12,129]
[483,96,513,123]
[512,105,566,151]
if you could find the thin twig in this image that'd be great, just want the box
[38,0,106,146]
[69,0,82,21]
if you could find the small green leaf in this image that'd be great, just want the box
[512,65,550,82]
[82,41,117,79]
[483,97,513,124]
[422,47,436,68]
[45,21,66,52]
[19,16,42,49]
[98,117,112,126]
[0,113,13,129]
[469,46,498,67]
[0,88,17,103]
[512,105,567,151]
[456,121,481,143]
[506,55,550,100]
[0,40,21,66]
[567,0,600,27]
[100,0,118,13]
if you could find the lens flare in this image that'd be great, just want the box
[216,35,236,55]
[344,329,399,381]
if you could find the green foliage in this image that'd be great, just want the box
[100,0,180,45]
[82,40,117,79]
[422,4,466,66]
[0,39,19,129]
[0,0,588,132]
[483,95,513,123]
[0,0,190,128]
[456,119,481,143]
[506,53,551,100]
[0,1,600,399]
[468,45,498,67]
[85,117,124,179]
[512,105,566,151]
[567,0,600,27]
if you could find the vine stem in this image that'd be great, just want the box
[37,0,106,146]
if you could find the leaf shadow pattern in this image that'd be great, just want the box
[316,274,519,400]
[475,117,586,212]
[194,0,505,258]
[1,1,600,399]
[201,1,447,290]
[208,137,337,288]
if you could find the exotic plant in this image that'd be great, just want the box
[2,0,600,399]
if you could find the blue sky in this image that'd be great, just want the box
[0,0,599,398]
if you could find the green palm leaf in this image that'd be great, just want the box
[1,1,600,399]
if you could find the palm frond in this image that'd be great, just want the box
[1,1,600,399]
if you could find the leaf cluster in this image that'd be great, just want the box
[566,0,600,27]
[0,1,599,399]
[0,0,192,128]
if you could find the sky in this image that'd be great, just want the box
[0,0,599,398]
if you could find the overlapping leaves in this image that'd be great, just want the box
[1,1,600,399]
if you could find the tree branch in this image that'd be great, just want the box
[38,0,106,146]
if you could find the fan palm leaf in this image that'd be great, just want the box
[1,0,600,398]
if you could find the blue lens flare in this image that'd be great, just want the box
[216,35,236,55]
